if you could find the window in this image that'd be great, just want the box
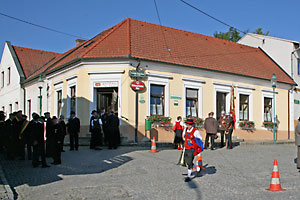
[264,97,272,122]
[239,94,249,121]
[1,71,4,88]
[186,88,198,117]
[38,95,42,115]
[27,100,31,120]
[2,106,4,112]
[9,104,12,114]
[15,102,18,110]
[150,84,165,116]
[7,67,10,85]
[70,86,76,113]
[57,90,62,117]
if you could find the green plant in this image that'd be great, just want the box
[184,116,204,127]
[239,121,255,129]
[149,115,171,125]
[263,121,277,129]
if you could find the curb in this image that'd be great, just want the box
[240,140,295,145]
[0,164,14,200]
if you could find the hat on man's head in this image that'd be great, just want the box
[70,111,76,115]
[91,110,97,114]
[44,112,50,115]
[52,116,58,120]
[185,118,194,125]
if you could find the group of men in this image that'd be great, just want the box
[89,109,120,150]
[0,110,80,168]
[204,111,234,150]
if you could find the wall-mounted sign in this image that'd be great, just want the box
[130,81,145,91]
[174,100,179,106]
[129,70,146,78]
[295,99,300,104]
[171,95,182,100]
[94,81,118,88]
[139,99,146,104]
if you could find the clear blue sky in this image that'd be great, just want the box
[1,0,300,56]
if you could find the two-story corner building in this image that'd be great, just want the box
[0,18,296,143]
[0,41,60,117]
[238,33,300,130]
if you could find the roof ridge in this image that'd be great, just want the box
[12,45,61,55]
[80,18,130,57]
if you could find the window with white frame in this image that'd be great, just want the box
[57,90,62,117]
[15,102,18,110]
[70,86,76,113]
[7,67,10,85]
[150,84,165,116]
[264,97,272,122]
[9,104,12,114]
[186,88,198,117]
[239,94,249,121]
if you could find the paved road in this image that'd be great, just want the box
[0,143,299,200]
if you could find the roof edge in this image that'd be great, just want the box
[6,41,26,81]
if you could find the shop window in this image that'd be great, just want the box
[239,94,249,121]
[186,88,198,117]
[57,90,62,117]
[264,97,272,122]
[150,84,165,116]
[70,86,76,113]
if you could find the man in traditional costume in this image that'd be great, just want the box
[182,119,204,182]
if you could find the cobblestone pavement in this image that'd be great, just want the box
[0,143,300,200]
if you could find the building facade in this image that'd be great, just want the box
[238,33,300,130]
[0,19,296,142]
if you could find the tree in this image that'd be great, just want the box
[253,27,269,36]
[213,27,241,42]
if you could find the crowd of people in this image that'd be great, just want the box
[0,108,121,168]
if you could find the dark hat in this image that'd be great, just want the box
[44,112,50,115]
[91,110,97,114]
[52,116,58,120]
[70,111,76,115]
[185,119,194,124]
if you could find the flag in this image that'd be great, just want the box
[230,86,236,128]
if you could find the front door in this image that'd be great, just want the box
[216,92,227,120]
[97,87,118,113]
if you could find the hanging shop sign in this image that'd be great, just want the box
[94,81,119,88]
[129,70,146,78]
[130,81,145,91]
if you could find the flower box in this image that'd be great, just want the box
[262,122,277,130]
[149,115,172,127]
[184,117,204,128]
[239,121,255,130]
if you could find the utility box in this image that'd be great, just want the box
[145,119,151,131]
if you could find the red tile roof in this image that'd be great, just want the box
[27,18,295,85]
[12,46,60,78]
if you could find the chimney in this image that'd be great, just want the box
[75,39,86,46]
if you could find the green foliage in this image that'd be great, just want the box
[239,121,255,129]
[263,121,277,129]
[184,116,204,127]
[214,27,241,42]
[149,115,171,125]
[253,27,269,36]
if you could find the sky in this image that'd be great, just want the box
[1,0,300,56]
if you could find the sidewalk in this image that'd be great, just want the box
[0,164,13,200]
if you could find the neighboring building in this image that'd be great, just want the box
[0,19,296,142]
[238,33,300,131]
[0,42,60,118]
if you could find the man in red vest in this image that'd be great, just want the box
[183,119,204,182]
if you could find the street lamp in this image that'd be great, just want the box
[38,75,44,116]
[271,73,277,142]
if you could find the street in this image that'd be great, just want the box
[0,143,299,200]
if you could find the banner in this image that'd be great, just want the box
[230,86,236,128]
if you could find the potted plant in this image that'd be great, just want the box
[239,121,255,130]
[262,121,277,130]
[149,115,172,127]
[185,116,204,128]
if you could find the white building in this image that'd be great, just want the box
[238,33,299,130]
[0,41,60,118]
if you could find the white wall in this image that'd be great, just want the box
[0,43,23,116]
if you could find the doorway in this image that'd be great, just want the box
[216,92,227,120]
[97,87,118,113]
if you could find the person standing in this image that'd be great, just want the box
[90,114,103,150]
[295,117,300,171]
[89,110,97,149]
[225,112,234,149]
[4,113,15,160]
[173,116,184,150]
[107,111,120,149]
[0,111,5,153]
[183,119,204,182]
[31,113,50,168]
[204,112,218,150]
[101,109,109,145]
[218,111,226,148]
[58,115,66,152]
[51,117,62,165]
[44,112,53,157]
[67,111,80,151]
[12,111,27,160]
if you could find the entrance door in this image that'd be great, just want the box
[97,87,118,113]
[216,92,227,120]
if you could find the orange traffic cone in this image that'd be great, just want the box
[266,159,285,191]
[150,136,158,153]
